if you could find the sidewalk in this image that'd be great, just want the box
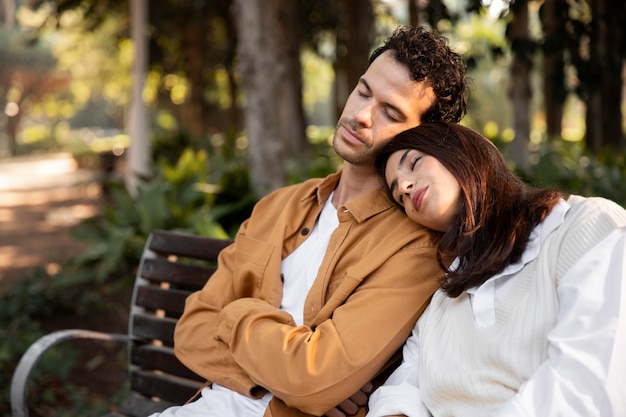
[0,153,100,289]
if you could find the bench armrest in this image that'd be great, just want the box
[11,329,135,417]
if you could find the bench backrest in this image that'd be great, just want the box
[128,229,233,405]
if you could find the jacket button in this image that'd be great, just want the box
[301,227,310,236]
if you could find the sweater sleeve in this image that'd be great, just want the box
[367,326,432,417]
[490,226,626,417]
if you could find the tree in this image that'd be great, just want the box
[125,0,149,195]
[146,0,240,139]
[506,0,533,173]
[584,0,624,152]
[0,27,68,156]
[232,0,308,197]
[23,0,395,196]
[2,0,16,27]
[539,0,567,139]
[333,0,374,122]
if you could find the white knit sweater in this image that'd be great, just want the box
[417,196,626,417]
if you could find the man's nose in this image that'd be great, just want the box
[353,105,373,128]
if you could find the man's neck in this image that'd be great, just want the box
[331,163,382,208]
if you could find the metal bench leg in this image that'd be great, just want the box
[11,329,133,417]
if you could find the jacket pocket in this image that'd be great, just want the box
[233,235,274,295]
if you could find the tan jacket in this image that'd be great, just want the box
[174,171,443,417]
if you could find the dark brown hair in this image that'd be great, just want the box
[376,122,563,297]
[370,25,469,123]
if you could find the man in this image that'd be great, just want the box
[151,25,468,417]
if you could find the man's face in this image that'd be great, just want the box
[333,50,435,167]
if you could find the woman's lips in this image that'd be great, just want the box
[412,186,428,211]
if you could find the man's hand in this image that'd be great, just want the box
[324,382,374,417]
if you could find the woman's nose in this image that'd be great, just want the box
[398,178,414,194]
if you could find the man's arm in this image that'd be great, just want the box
[213,244,441,416]
[174,218,270,397]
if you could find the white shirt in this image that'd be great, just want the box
[282,192,339,325]
[367,201,626,417]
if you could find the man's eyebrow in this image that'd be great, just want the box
[361,78,406,121]
[389,149,411,197]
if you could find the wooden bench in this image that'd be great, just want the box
[10,229,234,417]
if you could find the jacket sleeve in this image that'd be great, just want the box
[214,242,442,415]
[174,216,274,397]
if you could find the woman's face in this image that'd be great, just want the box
[384,149,461,231]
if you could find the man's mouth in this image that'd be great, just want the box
[341,125,364,145]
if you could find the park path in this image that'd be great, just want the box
[1,153,131,410]
[0,153,100,290]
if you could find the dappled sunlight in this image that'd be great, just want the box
[45,203,99,227]
[0,247,40,270]
[0,207,14,223]
[0,153,99,286]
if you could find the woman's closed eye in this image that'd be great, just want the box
[410,155,421,170]
[395,154,422,204]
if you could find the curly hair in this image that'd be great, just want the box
[370,26,469,124]
[376,122,563,297]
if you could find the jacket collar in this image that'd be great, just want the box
[305,170,396,223]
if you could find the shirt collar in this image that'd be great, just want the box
[306,170,397,223]
[463,199,570,327]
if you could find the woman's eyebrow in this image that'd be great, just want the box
[389,149,411,196]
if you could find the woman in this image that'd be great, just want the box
[367,122,626,417]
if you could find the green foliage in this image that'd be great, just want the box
[63,147,232,291]
[0,268,119,416]
[491,136,626,207]
[527,139,626,207]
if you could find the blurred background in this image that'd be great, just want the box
[1,0,625,414]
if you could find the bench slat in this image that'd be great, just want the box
[130,370,203,405]
[140,258,216,288]
[149,230,233,260]
[135,286,190,316]
[132,314,177,346]
[131,344,203,382]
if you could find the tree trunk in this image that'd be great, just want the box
[334,0,374,122]
[276,0,309,164]
[233,0,308,197]
[507,0,532,174]
[125,0,151,196]
[2,0,15,28]
[6,104,21,156]
[181,21,209,140]
[540,0,567,139]
[585,0,624,152]
[409,0,420,26]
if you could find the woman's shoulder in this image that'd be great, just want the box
[565,195,626,227]
[556,195,626,253]
[545,196,626,280]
